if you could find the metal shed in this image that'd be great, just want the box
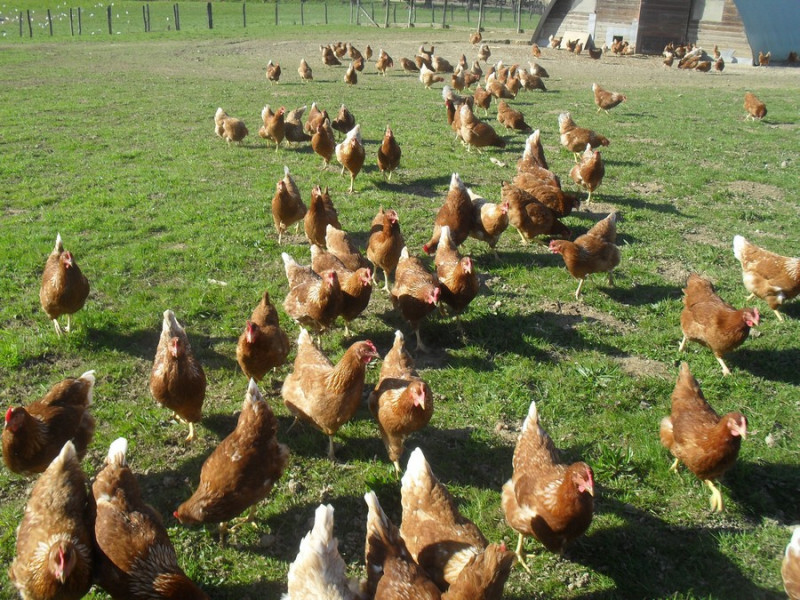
[530,0,800,65]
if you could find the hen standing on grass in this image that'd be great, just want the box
[272,165,307,245]
[569,143,605,202]
[377,124,402,181]
[3,370,96,475]
[660,362,747,512]
[236,289,290,381]
[335,124,366,193]
[502,401,594,568]
[592,82,627,114]
[423,173,473,255]
[549,212,620,299]
[174,379,289,540]
[368,208,405,293]
[368,330,433,474]
[150,309,207,442]
[558,111,610,161]
[282,329,379,460]
[391,248,441,354]
[282,252,344,337]
[40,233,90,336]
[9,442,93,600]
[679,273,760,375]
[93,438,209,599]
[733,235,800,321]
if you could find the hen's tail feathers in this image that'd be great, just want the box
[297,328,312,346]
[522,400,539,434]
[733,235,747,263]
[402,447,431,490]
[55,233,64,252]
[78,370,96,404]
[107,437,128,467]
[246,378,263,406]
[55,440,78,466]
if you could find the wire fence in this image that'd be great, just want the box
[0,0,545,39]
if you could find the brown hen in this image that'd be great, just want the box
[335,124,365,193]
[592,82,627,114]
[377,124,402,181]
[150,309,207,442]
[660,362,747,511]
[174,379,289,538]
[502,182,570,246]
[236,289,290,381]
[733,235,800,321]
[401,447,513,597]
[258,105,285,150]
[391,248,441,353]
[679,273,760,375]
[502,401,594,563]
[305,184,341,247]
[94,438,209,598]
[9,442,93,600]
[3,370,95,475]
[368,208,405,292]
[423,173,473,254]
[549,212,620,298]
[282,252,343,337]
[272,165,307,244]
[558,112,609,160]
[281,329,378,459]
[40,233,90,336]
[569,143,605,202]
[368,330,433,474]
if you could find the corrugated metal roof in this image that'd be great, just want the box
[732,0,800,64]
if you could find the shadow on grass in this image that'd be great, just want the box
[600,193,683,216]
[726,460,800,523]
[564,495,783,599]
[728,347,800,384]
[84,326,160,360]
[604,283,680,306]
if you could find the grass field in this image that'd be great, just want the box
[1,15,799,600]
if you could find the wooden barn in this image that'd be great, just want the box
[530,0,800,65]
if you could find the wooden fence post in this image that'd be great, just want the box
[26,9,33,37]
[356,0,360,25]
[47,9,53,35]
[516,0,522,33]
[324,3,328,24]
[431,4,434,23]
[384,0,389,27]
[300,2,303,26]
[175,4,181,30]
[243,2,247,28]
[407,0,413,27]
[107,5,112,33]
[78,7,82,34]
[442,0,447,27]
[274,1,278,26]
[477,0,483,31]
[146,4,151,32]
[393,4,396,23]
[207,2,212,28]
[70,7,74,35]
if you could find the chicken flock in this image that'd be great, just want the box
[4,29,796,600]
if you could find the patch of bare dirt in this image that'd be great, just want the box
[629,181,665,196]
[726,180,785,202]
[613,355,671,379]
[656,262,691,286]
[682,226,730,250]
[539,299,634,333]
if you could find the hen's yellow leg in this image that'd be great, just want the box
[705,479,724,512]
[514,533,532,573]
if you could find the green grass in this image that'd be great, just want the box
[1,17,800,600]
